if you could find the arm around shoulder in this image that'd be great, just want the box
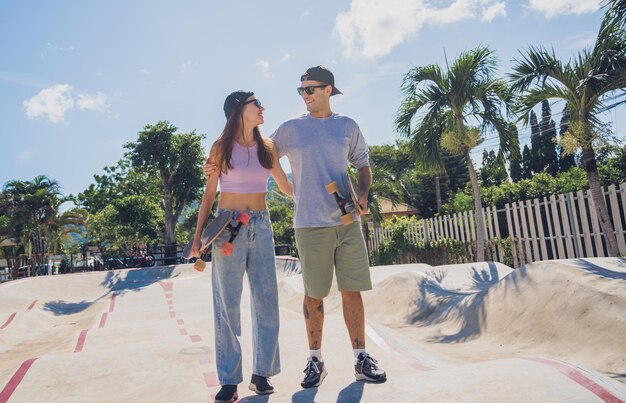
[269,139,293,197]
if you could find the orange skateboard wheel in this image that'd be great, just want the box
[236,212,250,225]
[194,259,207,272]
[220,242,235,256]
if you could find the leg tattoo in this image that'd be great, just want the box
[353,337,365,349]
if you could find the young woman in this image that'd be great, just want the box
[191,91,292,402]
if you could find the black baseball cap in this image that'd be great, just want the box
[223,90,254,118]
[300,66,342,96]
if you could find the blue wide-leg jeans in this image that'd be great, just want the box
[211,209,280,385]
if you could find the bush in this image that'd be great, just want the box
[369,216,473,266]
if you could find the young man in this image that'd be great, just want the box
[271,66,387,388]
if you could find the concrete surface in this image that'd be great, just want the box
[1,257,625,402]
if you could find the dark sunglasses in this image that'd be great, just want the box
[244,98,262,108]
[297,85,328,96]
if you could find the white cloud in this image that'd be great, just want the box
[256,59,271,78]
[139,68,149,75]
[482,2,506,22]
[17,148,35,162]
[281,53,292,62]
[23,84,110,124]
[526,0,601,18]
[77,92,109,112]
[335,0,508,59]
[23,84,75,124]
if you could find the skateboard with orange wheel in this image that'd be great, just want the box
[325,173,363,225]
[182,211,250,271]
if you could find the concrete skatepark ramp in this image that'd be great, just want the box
[1,258,625,402]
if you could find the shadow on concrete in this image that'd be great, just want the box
[291,388,319,402]
[607,371,626,382]
[337,381,365,402]
[43,266,177,316]
[574,259,626,283]
[100,266,177,292]
[43,297,107,315]
[239,394,271,402]
[407,262,529,344]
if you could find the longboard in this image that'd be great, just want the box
[182,212,250,271]
[325,173,363,225]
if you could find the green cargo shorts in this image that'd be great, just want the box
[295,221,372,299]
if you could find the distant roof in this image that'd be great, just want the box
[377,197,419,215]
[0,238,17,247]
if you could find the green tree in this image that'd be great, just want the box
[2,176,85,271]
[520,145,533,179]
[540,100,559,175]
[480,150,508,187]
[508,123,523,182]
[125,121,205,259]
[510,11,626,256]
[529,110,542,173]
[74,154,165,253]
[396,46,513,262]
[557,105,577,172]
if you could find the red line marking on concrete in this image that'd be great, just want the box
[190,335,202,343]
[74,329,89,353]
[169,312,176,318]
[0,357,39,402]
[108,292,118,313]
[165,293,173,299]
[169,306,175,311]
[159,281,173,292]
[177,319,184,325]
[179,328,188,336]
[167,300,173,306]
[27,300,38,310]
[0,313,17,330]
[99,313,108,328]
[523,357,623,403]
[204,372,219,387]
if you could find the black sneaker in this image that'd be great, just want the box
[300,357,328,388]
[248,374,275,395]
[355,352,387,382]
[214,384,238,402]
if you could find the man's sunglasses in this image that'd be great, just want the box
[244,98,262,108]
[297,85,328,96]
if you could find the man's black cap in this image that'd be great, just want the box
[300,66,342,96]
[223,90,254,118]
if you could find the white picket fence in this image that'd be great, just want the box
[366,183,626,268]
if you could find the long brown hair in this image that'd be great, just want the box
[216,98,273,173]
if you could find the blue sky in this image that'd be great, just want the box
[1,0,624,198]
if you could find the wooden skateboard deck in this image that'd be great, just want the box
[182,211,249,271]
[325,173,362,225]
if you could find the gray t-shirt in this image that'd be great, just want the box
[271,113,370,228]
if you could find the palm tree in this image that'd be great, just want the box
[3,176,67,272]
[509,9,626,257]
[601,0,626,33]
[396,46,513,262]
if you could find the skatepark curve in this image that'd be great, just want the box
[1,256,625,402]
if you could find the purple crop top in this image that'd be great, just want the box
[219,142,270,193]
